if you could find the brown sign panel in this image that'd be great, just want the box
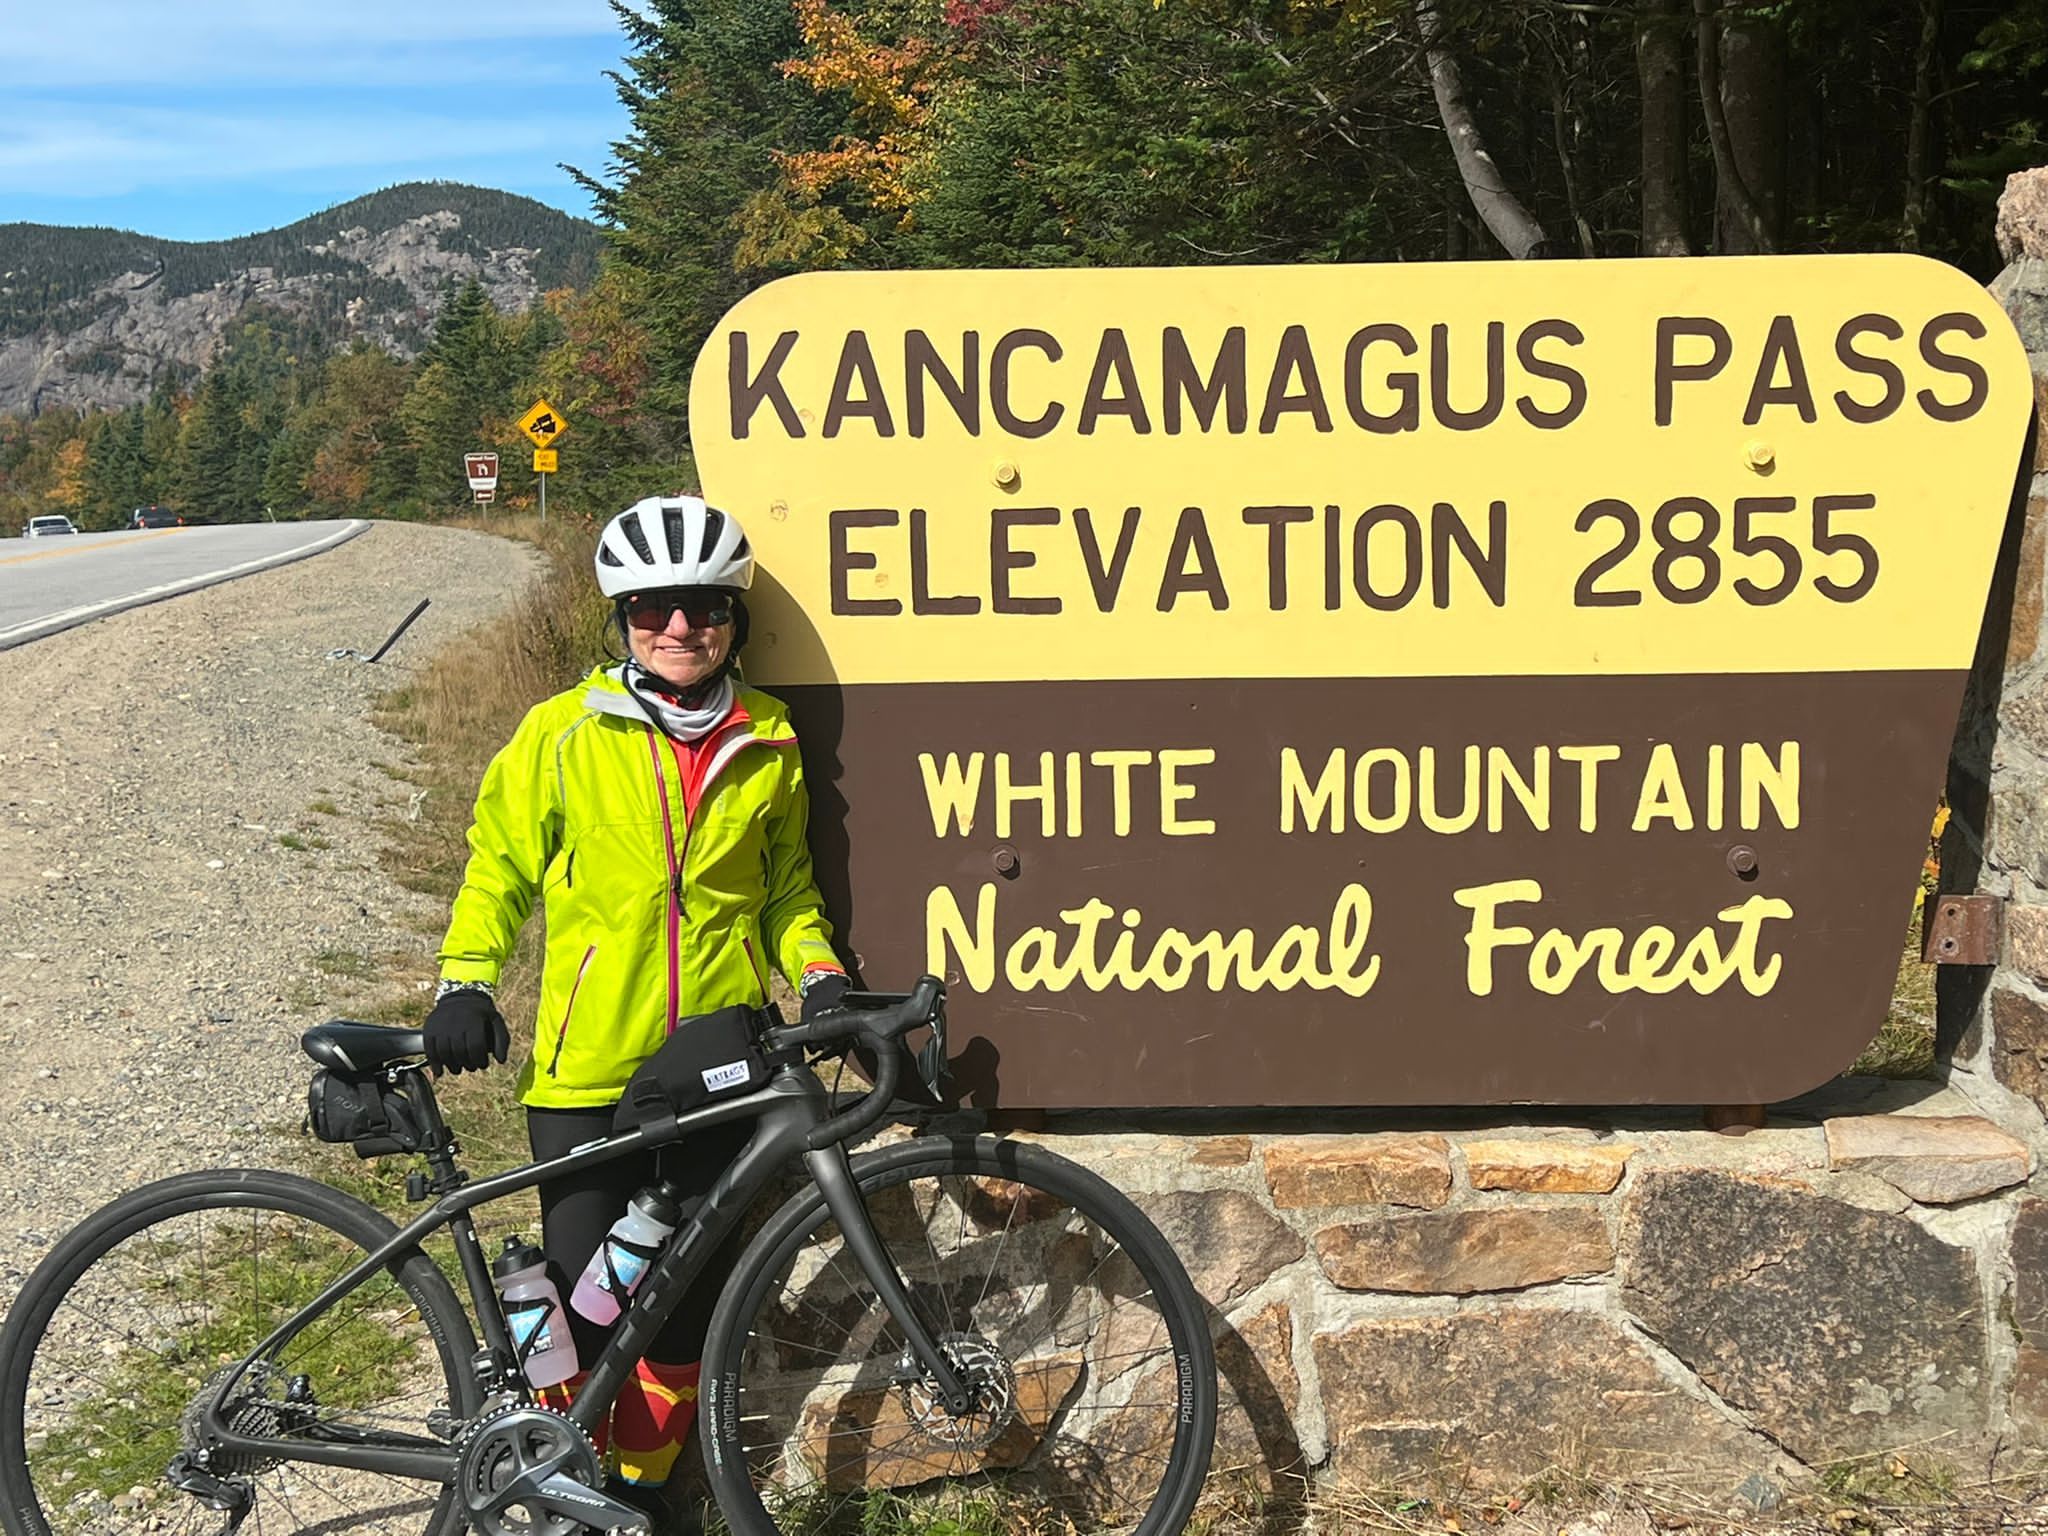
[691,257,2033,1107]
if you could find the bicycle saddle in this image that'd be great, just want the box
[301,1020,426,1073]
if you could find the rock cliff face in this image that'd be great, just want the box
[0,182,602,417]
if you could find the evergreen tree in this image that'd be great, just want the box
[139,384,185,506]
[85,407,149,523]
[576,0,848,434]
[176,367,248,516]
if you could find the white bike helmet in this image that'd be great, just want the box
[595,496,755,597]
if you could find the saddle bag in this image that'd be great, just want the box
[308,1069,429,1158]
[614,1005,771,1131]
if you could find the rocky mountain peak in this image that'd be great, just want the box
[0,182,602,418]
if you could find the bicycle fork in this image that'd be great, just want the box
[804,1144,976,1413]
[571,1110,973,1439]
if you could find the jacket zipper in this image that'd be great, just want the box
[646,733,683,1037]
[645,718,802,1032]
[546,944,598,1077]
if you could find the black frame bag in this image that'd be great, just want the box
[614,1005,771,1131]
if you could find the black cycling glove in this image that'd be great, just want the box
[799,971,849,1025]
[422,987,509,1074]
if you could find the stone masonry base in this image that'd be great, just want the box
[918,1072,2045,1512]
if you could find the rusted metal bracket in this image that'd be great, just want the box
[1922,892,2002,966]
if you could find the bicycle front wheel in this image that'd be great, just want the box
[701,1134,1217,1536]
[0,1168,479,1536]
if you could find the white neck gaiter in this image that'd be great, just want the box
[623,664,735,742]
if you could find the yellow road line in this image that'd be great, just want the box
[0,528,185,567]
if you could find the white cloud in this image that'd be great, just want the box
[0,3,648,211]
[15,1,641,86]
[0,101,617,197]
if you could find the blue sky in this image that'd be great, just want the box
[3,2,643,240]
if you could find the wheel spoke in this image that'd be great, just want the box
[715,1144,1214,1536]
[3,1176,470,1536]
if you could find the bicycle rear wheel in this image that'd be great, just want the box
[0,1168,479,1536]
[701,1135,1216,1536]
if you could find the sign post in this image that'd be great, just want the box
[464,452,499,510]
[691,256,2033,1109]
[519,400,569,523]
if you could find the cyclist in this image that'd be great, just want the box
[421,495,847,1522]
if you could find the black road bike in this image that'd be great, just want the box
[0,979,1217,1536]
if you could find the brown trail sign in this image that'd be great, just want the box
[690,257,2034,1109]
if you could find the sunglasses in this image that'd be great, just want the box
[623,592,734,631]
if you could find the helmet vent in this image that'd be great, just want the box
[662,509,692,564]
[594,495,755,599]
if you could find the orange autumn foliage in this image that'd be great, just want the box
[47,438,89,511]
[773,0,958,220]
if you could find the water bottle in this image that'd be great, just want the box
[492,1237,579,1388]
[570,1180,685,1325]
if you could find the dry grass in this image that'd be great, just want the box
[286,511,612,1208]
[360,512,614,1180]
[1855,902,1940,1080]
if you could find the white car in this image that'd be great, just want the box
[22,515,78,539]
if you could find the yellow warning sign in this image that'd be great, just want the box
[532,448,559,474]
[519,399,567,449]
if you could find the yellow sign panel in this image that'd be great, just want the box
[690,257,2029,687]
[532,448,559,474]
[519,399,567,449]
[685,258,2032,1108]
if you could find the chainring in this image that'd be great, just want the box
[901,1334,1019,1454]
[458,1403,604,1536]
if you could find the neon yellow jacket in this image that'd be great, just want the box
[436,666,841,1108]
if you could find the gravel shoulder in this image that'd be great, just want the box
[0,520,541,1309]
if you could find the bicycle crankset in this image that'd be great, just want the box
[459,1404,647,1536]
[899,1333,1020,1454]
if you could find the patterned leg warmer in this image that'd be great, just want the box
[610,1359,702,1488]
[533,1371,611,1459]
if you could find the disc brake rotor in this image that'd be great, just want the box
[902,1334,1019,1453]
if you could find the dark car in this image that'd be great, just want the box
[131,506,180,529]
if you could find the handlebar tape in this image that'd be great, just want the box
[786,975,942,1151]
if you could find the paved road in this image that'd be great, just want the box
[0,520,369,649]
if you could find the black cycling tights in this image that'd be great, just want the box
[526,1106,751,1365]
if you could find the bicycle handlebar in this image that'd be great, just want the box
[761,975,945,1151]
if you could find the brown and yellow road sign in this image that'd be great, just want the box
[519,399,567,449]
[691,256,2032,1109]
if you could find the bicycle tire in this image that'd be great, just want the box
[700,1134,1217,1536]
[0,1168,481,1536]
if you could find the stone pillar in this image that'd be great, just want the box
[1941,168,2048,1111]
